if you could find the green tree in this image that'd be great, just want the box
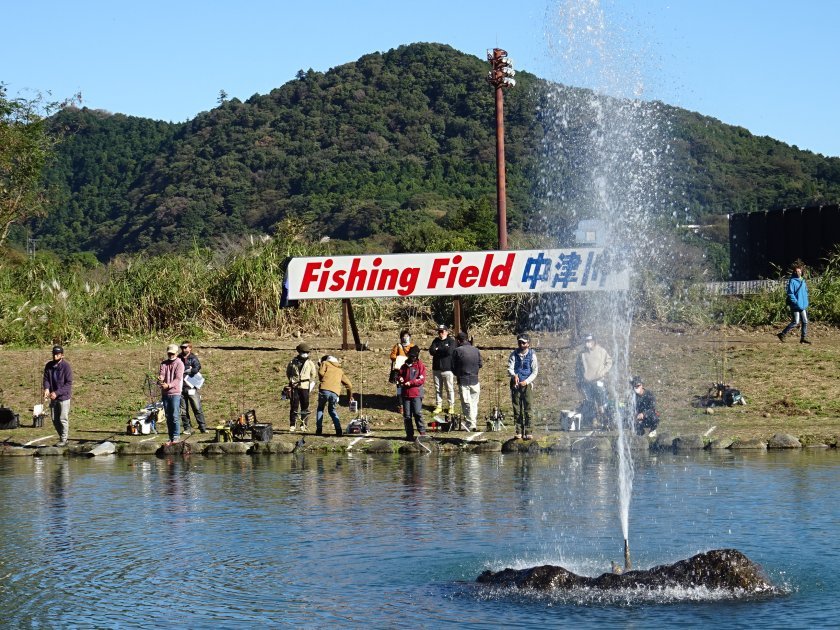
[0,84,69,246]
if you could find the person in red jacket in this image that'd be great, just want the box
[398,345,427,440]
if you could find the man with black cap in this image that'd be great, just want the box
[453,331,482,431]
[631,376,659,436]
[428,323,456,415]
[179,340,207,434]
[508,333,539,439]
[43,345,73,447]
[286,342,317,432]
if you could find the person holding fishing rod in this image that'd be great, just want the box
[507,334,538,439]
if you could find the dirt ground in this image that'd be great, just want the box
[1,324,839,446]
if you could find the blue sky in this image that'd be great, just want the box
[4,0,839,157]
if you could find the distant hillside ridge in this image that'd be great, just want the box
[33,42,840,259]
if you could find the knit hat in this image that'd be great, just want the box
[630,376,643,388]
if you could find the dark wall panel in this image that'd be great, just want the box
[747,211,768,279]
[802,206,822,268]
[820,205,840,261]
[730,205,840,279]
[783,208,804,270]
[765,211,786,278]
[729,212,750,280]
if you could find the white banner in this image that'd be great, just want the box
[286,248,629,299]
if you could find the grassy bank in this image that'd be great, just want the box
[2,325,838,447]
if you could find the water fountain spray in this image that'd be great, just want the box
[541,0,667,568]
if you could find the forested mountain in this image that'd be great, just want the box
[31,42,840,259]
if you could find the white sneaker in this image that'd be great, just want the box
[289,426,296,432]
[649,429,657,438]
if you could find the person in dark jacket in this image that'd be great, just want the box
[398,345,427,440]
[428,323,456,415]
[179,341,207,433]
[453,332,482,431]
[777,261,811,344]
[43,345,73,446]
[507,333,539,439]
[631,376,659,436]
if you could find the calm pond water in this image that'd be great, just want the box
[1,449,837,628]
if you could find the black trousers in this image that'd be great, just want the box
[290,388,311,428]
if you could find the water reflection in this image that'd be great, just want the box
[0,451,838,626]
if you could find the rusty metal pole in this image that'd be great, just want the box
[495,79,508,251]
[488,47,513,251]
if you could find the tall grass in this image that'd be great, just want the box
[720,253,840,327]
[5,237,840,346]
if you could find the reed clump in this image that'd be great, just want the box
[5,235,840,345]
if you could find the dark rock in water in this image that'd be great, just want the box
[767,433,801,449]
[156,441,193,458]
[651,432,674,451]
[476,549,773,592]
[731,438,767,450]
[673,435,706,451]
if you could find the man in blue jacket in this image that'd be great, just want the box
[777,262,811,344]
[43,345,73,446]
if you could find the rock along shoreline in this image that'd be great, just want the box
[1,430,836,459]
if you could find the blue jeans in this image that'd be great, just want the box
[781,308,808,339]
[402,396,425,439]
[163,395,181,441]
[316,390,342,435]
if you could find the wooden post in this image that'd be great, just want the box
[342,299,363,350]
[453,297,463,334]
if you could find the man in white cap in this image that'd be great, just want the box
[507,333,538,439]
[576,333,613,421]
[428,323,456,415]
[158,344,185,444]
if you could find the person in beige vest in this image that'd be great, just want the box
[576,333,613,415]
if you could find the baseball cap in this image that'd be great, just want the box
[437,323,448,331]
[517,333,530,343]
[52,345,64,354]
[166,344,179,354]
